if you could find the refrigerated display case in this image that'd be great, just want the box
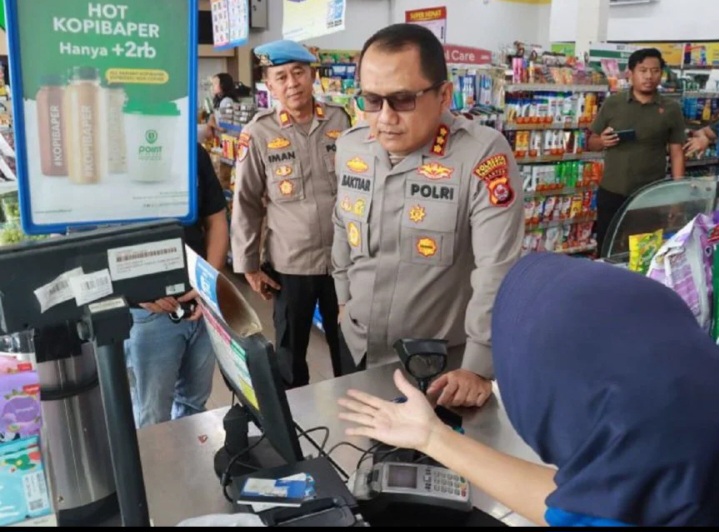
[602,176,717,263]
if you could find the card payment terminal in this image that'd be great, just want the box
[354,462,472,513]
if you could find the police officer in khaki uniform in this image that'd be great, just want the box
[232,40,351,388]
[333,24,524,408]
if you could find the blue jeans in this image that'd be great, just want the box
[124,309,216,428]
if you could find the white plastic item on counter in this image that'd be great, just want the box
[175,513,265,527]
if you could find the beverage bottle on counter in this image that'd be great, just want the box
[36,75,68,177]
[64,66,102,185]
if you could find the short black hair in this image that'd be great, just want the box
[628,48,666,71]
[358,23,447,85]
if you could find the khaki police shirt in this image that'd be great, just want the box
[332,111,524,379]
[232,102,351,275]
[590,91,686,196]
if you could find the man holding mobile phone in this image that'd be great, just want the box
[588,48,686,255]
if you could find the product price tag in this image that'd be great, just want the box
[107,238,185,281]
[33,267,84,313]
[69,269,114,306]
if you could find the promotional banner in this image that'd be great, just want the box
[405,6,447,44]
[4,0,198,234]
[210,0,249,50]
[282,0,346,42]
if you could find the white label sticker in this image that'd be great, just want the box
[22,470,51,516]
[107,238,185,281]
[33,267,85,313]
[166,283,186,296]
[88,297,126,314]
[70,269,114,306]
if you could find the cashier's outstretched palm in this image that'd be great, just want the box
[338,369,443,453]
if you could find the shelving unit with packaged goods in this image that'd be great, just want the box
[500,83,608,257]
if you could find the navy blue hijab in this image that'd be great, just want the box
[492,253,719,526]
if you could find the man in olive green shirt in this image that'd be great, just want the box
[589,48,686,255]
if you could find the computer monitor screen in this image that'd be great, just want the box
[201,300,303,468]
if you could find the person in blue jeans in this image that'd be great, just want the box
[339,253,719,526]
[124,144,229,428]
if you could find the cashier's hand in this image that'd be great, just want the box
[245,271,281,301]
[339,369,443,454]
[427,369,493,409]
[600,127,619,149]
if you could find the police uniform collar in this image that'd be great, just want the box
[276,100,327,128]
[627,89,661,105]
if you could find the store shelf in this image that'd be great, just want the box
[555,243,597,255]
[686,157,719,168]
[683,91,719,99]
[515,152,603,165]
[217,122,244,136]
[525,184,598,199]
[503,122,589,131]
[506,84,609,93]
[526,215,597,231]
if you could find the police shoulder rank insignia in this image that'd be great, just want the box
[268,137,291,150]
[473,154,515,207]
[430,124,450,156]
[315,103,326,119]
[279,111,291,127]
[237,132,251,163]
[279,180,294,196]
[417,161,453,180]
[416,237,438,257]
[326,130,342,140]
[347,222,361,248]
[346,157,369,174]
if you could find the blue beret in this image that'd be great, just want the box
[254,40,317,67]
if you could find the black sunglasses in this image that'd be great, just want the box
[354,81,446,113]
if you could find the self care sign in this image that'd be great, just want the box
[5,0,198,234]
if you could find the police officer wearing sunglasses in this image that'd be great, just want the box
[332,24,524,408]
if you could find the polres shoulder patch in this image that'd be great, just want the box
[473,154,514,207]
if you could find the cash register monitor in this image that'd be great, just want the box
[201,302,303,478]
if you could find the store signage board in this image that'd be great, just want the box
[635,42,683,67]
[282,0,346,42]
[588,42,637,69]
[211,0,249,50]
[444,44,492,66]
[405,6,447,44]
[4,0,198,235]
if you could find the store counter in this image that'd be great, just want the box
[136,362,543,527]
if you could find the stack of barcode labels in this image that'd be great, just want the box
[0,348,56,526]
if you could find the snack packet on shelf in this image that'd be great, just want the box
[629,229,664,276]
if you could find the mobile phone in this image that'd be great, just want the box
[615,129,637,142]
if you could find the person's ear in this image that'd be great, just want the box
[439,81,453,111]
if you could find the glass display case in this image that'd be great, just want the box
[602,176,718,263]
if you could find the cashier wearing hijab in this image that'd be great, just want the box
[339,253,719,526]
